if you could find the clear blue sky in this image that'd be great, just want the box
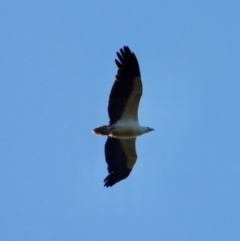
[1,1,240,240]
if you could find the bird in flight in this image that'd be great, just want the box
[93,46,154,187]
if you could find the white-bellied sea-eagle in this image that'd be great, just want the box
[93,46,154,187]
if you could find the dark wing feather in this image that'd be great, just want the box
[108,46,141,125]
[104,137,136,187]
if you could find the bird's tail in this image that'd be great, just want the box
[92,125,110,136]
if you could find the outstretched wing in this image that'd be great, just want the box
[108,46,142,125]
[104,137,137,187]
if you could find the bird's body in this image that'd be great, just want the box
[94,120,150,139]
[93,46,153,187]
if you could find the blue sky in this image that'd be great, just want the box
[1,1,240,240]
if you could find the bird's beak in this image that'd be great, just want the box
[150,128,154,131]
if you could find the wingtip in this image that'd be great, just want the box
[117,46,132,55]
[103,173,115,187]
[103,169,131,187]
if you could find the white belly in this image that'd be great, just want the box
[108,121,143,139]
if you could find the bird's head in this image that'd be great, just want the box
[144,127,154,133]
